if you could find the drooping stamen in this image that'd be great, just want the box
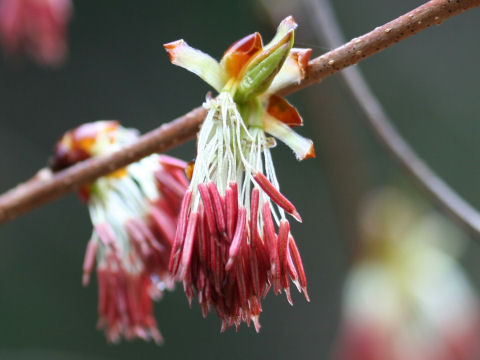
[250,188,260,242]
[249,233,261,297]
[169,189,192,273]
[226,207,247,271]
[149,206,175,245]
[278,222,293,305]
[82,239,98,286]
[95,223,117,247]
[158,154,187,170]
[288,235,309,301]
[207,182,226,235]
[178,212,199,279]
[225,182,239,240]
[198,183,217,235]
[286,245,300,292]
[253,172,302,222]
[277,219,290,278]
[131,218,164,253]
[262,201,281,294]
[197,204,208,268]
[210,234,221,293]
[156,169,187,199]
[236,261,247,309]
[126,219,152,260]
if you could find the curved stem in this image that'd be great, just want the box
[0,0,478,225]
[303,0,480,236]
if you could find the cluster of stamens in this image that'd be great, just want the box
[169,93,308,331]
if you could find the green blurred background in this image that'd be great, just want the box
[0,0,479,359]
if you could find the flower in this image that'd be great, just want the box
[164,16,313,331]
[50,121,189,343]
[333,188,480,360]
[0,0,72,66]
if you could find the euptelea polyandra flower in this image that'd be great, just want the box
[164,16,313,331]
[50,121,189,343]
[333,188,480,360]
[0,0,72,65]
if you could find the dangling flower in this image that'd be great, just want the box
[333,188,480,360]
[0,0,72,66]
[50,121,189,343]
[164,16,313,331]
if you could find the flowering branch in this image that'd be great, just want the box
[0,0,478,225]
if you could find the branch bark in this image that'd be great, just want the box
[0,0,478,225]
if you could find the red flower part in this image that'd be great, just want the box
[333,188,480,360]
[170,180,308,332]
[54,122,188,343]
[164,16,312,332]
[254,171,302,222]
[96,260,163,344]
[0,0,72,66]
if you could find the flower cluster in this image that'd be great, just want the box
[0,0,72,65]
[164,16,313,331]
[51,121,188,343]
[333,188,480,360]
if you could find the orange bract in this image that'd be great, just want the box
[266,95,303,127]
[222,32,263,78]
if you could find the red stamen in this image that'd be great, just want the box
[278,219,290,278]
[82,239,98,286]
[286,245,300,291]
[289,235,309,301]
[236,261,247,308]
[225,207,247,271]
[149,206,176,245]
[178,212,199,279]
[169,189,192,273]
[262,201,281,294]
[96,223,117,247]
[253,172,302,222]
[226,182,239,240]
[197,204,208,268]
[208,182,226,235]
[249,236,261,297]
[132,218,164,253]
[156,169,187,199]
[158,154,187,170]
[198,183,217,235]
[250,188,260,242]
[125,220,151,260]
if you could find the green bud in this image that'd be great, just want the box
[234,41,292,103]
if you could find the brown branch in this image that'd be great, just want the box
[303,0,480,237]
[0,106,206,223]
[0,0,478,225]
[278,0,480,96]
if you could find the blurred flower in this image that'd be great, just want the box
[0,0,72,66]
[333,188,480,360]
[51,121,189,343]
[164,16,313,331]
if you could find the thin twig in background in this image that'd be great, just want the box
[303,0,480,237]
[262,0,376,248]
[0,0,478,226]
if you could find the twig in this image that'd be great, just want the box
[0,107,206,223]
[0,0,478,225]
[303,0,480,237]
[278,0,480,96]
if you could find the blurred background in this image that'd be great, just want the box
[0,0,479,359]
